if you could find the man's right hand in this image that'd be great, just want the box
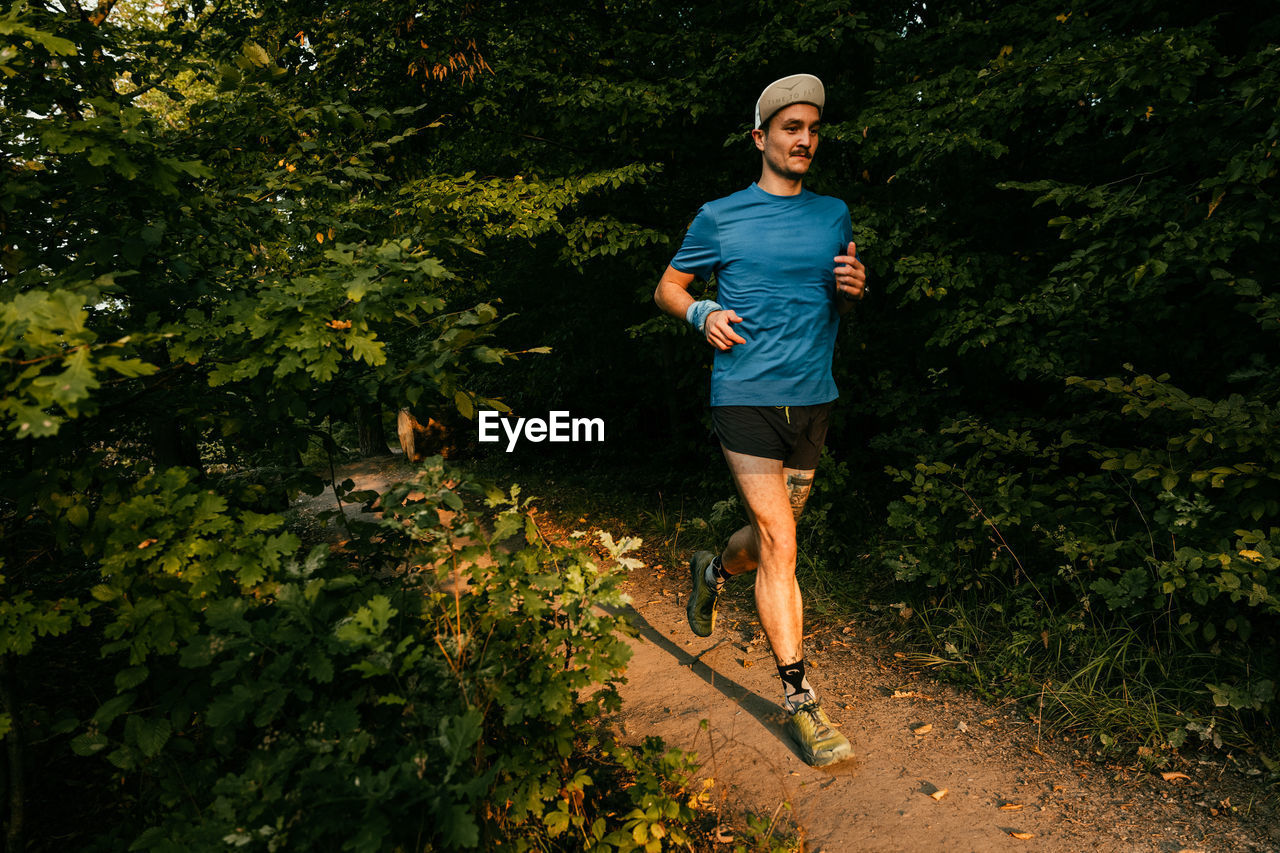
[705,309,747,351]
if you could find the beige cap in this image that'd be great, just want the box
[754,73,825,129]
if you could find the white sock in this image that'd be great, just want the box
[705,555,727,592]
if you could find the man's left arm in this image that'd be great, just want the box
[833,241,867,316]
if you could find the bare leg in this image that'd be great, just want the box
[721,466,814,574]
[718,448,815,667]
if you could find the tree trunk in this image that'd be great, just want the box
[356,400,392,457]
[398,409,451,462]
[149,416,203,470]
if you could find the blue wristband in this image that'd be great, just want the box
[686,300,723,333]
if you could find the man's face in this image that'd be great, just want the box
[753,103,820,181]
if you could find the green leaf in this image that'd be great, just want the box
[70,731,109,755]
[21,27,77,57]
[454,391,474,420]
[348,334,385,366]
[115,666,149,691]
[136,717,172,757]
[93,694,135,727]
[90,584,118,602]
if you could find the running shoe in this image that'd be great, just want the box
[686,550,719,637]
[786,700,853,767]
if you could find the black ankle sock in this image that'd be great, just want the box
[778,659,816,710]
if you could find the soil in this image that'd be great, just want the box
[296,455,1280,853]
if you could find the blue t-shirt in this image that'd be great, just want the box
[671,183,854,406]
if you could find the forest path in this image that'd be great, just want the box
[608,556,1274,853]
[296,455,1276,853]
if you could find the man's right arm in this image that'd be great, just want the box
[653,266,747,352]
[653,264,698,321]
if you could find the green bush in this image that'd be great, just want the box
[16,458,735,851]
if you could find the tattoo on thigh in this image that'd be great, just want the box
[786,473,814,521]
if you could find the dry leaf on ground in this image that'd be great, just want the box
[999,803,1024,811]
[1009,831,1035,840]
[1161,771,1191,783]
[930,788,948,801]
[913,724,933,735]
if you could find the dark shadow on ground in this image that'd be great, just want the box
[601,602,787,743]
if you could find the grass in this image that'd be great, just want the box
[895,584,1277,771]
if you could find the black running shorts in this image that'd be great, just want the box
[710,403,832,470]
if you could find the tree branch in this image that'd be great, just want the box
[85,0,120,27]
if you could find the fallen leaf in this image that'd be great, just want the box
[1161,771,1191,783]
[980,717,997,727]
[714,827,734,843]
[1009,831,1034,840]
[999,803,1024,811]
[930,788,948,801]
[913,724,933,735]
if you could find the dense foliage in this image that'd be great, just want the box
[78,465,653,851]
[3,0,1278,847]
[834,1,1280,756]
[0,0,683,848]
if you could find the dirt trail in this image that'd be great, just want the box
[612,563,1276,853]
[296,456,1278,853]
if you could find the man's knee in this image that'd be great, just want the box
[754,521,797,563]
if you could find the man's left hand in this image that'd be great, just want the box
[834,241,867,301]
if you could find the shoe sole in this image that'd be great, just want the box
[787,705,855,767]
[797,740,853,767]
[687,552,715,637]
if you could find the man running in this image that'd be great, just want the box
[652,73,867,767]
